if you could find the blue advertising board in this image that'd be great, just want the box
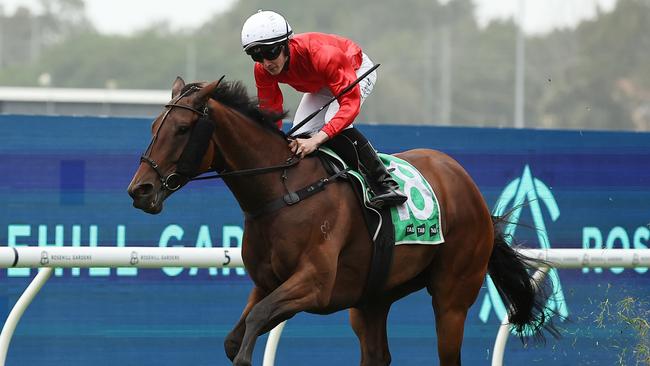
[1,114,649,365]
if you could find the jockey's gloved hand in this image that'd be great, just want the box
[288,131,329,158]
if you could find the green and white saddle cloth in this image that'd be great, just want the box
[319,147,444,245]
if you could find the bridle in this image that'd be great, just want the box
[137,77,355,220]
[139,77,301,192]
[140,85,209,191]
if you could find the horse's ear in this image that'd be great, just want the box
[171,76,185,99]
[194,76,225,106]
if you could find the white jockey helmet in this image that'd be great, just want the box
[241,10,293,52]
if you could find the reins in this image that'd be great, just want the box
[142,66,377,216]
[190,155,301,181]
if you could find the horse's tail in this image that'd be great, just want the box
[487,216,560,341]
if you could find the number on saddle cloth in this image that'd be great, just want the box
[379,154,444,245]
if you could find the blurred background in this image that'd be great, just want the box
[0,0,648,130]
[1,2,650,365]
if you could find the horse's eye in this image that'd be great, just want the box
[177,126,191,135]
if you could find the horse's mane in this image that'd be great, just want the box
[181,81,288,138]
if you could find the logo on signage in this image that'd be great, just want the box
[479,165,569,332]
[40,251,49,266]
[130,251,139,265]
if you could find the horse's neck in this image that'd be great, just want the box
[210,101,290,211]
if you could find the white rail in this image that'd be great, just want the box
[517,248,650,269]
[491,248,650,366]
[0,246,243,268]
[0,246,244,366]
[1,247,649,366]
[0,268,53,366]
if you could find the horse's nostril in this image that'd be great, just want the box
[130,183,154,198]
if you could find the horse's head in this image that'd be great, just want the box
[127,77,221,214]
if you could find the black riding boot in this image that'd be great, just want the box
[358,142,408,209]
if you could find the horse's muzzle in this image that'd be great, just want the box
[128,182,164,214]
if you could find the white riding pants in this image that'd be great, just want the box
[291,53,377,136]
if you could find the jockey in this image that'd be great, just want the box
[241,10,407,209]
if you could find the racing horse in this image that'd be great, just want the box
[127,77,555,366]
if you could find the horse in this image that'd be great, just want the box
[127,77,555,366]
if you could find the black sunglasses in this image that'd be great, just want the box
[247,44,284,63]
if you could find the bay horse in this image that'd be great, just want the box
[127,77,555,366]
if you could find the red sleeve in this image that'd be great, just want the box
[311,46,361,138]
[254,64,284,129]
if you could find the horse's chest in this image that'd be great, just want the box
[244,246,299,290]
[243,225,303,289]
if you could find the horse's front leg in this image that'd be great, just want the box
[232,267,335,366]
[224,286,266,361]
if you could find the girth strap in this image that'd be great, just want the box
[243,168,350,220]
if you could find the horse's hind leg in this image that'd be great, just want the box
[428,247,489,366]
[349,301,392,366]
[431,301,468,366]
